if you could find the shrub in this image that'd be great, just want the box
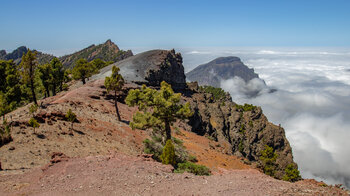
[188,155,198,163]
[143,138,163,162]
[0,118,12,146]
[236,103,257,112]
[28,117,40,134]
[283,164,301,182]
[160,140,176,166]
[260,145,278,177]
[175,161,211,176]
[199,86,227,101]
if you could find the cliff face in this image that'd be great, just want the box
[185,82,296,179]
[186,56,260,87]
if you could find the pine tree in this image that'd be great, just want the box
[20,50,38,105]
[38,63,52,98]
[104,66,124,121]
[126,81,193,141]
[50,57,64,94]
[72,59,97,84]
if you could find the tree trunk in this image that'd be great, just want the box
[45,86,50,98]
[30,78,38,105]
[59,82,63,91]
[165,121,171,141]
[82,78,86,85]
[71,122,74,131]
[52,83,56,96]
[114,91,121,121]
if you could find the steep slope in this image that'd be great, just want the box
[186,56,260,87]
[59,39,133,68]
[0,46,54,65]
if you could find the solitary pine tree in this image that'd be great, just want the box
[104,66,124,121]
[72,59,90,85]
[20,50,38,105]
[126,81,192,141]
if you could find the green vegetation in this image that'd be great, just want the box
[175,161,211,176]
[104,66,124,121]
[236,103,257,111]
[239,124,246,134]
[0,118,12,146]
[283,164,301,182]
[72,59,98,84]
[160,140,176,166]
[28,117,39,134]
[20,49,38,105]
[91,58,113,70]
[50,57,65,94]
[238,140,244,153]
[260,145,278,177]
[65,109,77,131]
[199,86,227,101]
[126,81,192,141]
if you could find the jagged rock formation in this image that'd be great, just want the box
[186,82,296,179]
[59,39,133,68]
[95,49,186,90]
[186,57,260,87]
[0,46,54,65]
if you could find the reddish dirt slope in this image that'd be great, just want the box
[0,153,347,196]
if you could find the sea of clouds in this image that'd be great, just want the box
[180,47,350,188]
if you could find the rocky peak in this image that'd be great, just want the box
[95,49,186,90]
[186,56,260,87]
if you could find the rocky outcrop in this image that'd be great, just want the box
[59,39,133,68]
[95,49,186,90]
[185,82,296,179]
[186,57,260,87]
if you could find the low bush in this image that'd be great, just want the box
[160,140,176,166]
[175,161,211,176]
[199,86,227,101]
[236,103,257,112]
[283,164,301,182]
[260,145,278,177]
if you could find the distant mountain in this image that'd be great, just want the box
[59,39,133,68]
[186,57,260,87]
[0,46,54,65]
[0,40,133,68]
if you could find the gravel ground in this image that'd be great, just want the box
[0,153,348,196]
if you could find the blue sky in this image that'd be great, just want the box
[1,0,350,55]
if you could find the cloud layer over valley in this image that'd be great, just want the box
[181,47,350,188]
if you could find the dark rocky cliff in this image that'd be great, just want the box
[95,49,186,90]
[186,56,260,87]
[185,82,296,179]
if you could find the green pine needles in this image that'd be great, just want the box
[160,139,176,166]
[126,81,193,141]
[104,66,124,121]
